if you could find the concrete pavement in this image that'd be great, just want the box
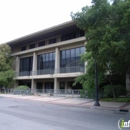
[0,94,130,112]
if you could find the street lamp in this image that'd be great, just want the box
[94,59,100,106]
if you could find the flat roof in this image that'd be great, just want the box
[6,20,76,46]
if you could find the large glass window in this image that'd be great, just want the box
[19,56,33,76]
[60,47,85,73]
[37,52,55,74]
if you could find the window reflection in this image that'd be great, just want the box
[60,47,85,73]
[19,56,33,76]
[37,52,55,74]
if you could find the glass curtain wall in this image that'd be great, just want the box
[60,47,85,73]
[37,52,55,75]
[19,56,33,76]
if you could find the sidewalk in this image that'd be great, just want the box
[0,94,130,112]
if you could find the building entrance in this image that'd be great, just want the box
[45,82,54,89]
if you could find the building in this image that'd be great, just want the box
[7,21,86,93]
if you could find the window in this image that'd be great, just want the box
[60,47,85,73]
[45,82,54,90]
[61,29,85,42]
[76,30,85,37]
[38,41,45,47]
[19,56,33,76]
[21,46,26,51]
[61,33,76,41]
[49,38,56,44]
[37,52,55,74]
[29,44,35,49]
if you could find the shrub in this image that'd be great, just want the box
[103,85,126,98]
[79,89,94,98]
[14,85,30,91]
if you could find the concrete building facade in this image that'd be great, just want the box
[7,21,86,92]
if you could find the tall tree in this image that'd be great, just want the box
[0,44,15,88]
[71,0,130,97]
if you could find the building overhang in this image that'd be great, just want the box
[6,20,77,48]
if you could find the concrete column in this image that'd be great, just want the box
[84,41,87,73]
[46,40,48,45]
[55,47,60,73]
[42,82,45,93]
[126,74,130,92]
[31,79,36,94]
[57,36,60,42]
[32,52,37,75]
[54,78,59,93]
[65,81,68,90]
[15,56,20,76]
[35,42,38,47]
[15,56,20,72]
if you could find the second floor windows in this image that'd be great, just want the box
[29,44,35,49]
[21,46,26,51]
[49,38,56,44]
[38,41,45,47]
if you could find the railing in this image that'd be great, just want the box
[2,89,104,99]
[16,66,84,77]
[59,66,84,73]
[3,89,81,98]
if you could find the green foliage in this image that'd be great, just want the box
[0,70,15,86]
[71,0,130,98]
[14,85,30,91]
[103,85,126,98]
[79,89,94,98]
[0,44,15,87]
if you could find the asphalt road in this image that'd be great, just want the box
[0,96,129,130]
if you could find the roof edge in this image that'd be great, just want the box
[6,20,76,45]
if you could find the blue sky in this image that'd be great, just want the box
[0,0,91,43]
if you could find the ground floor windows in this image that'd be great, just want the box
[60,82,65,89]
[45,82,54,89]
[36,82,43,89]
[17,80,82,90]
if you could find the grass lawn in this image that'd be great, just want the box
[100,97,130,102]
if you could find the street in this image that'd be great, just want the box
[0,96,129,130]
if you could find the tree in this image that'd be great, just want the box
[0,44,15,88]
[71,0,130,98]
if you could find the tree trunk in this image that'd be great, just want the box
[108,78,116,100]
[126,74,130,92]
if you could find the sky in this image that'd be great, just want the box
[0,0,92,43]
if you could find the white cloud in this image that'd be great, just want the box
[0,0,91,43]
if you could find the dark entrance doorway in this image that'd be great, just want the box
[60,82,65,89]
[36,82,43,89]
[45,82,54,89]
